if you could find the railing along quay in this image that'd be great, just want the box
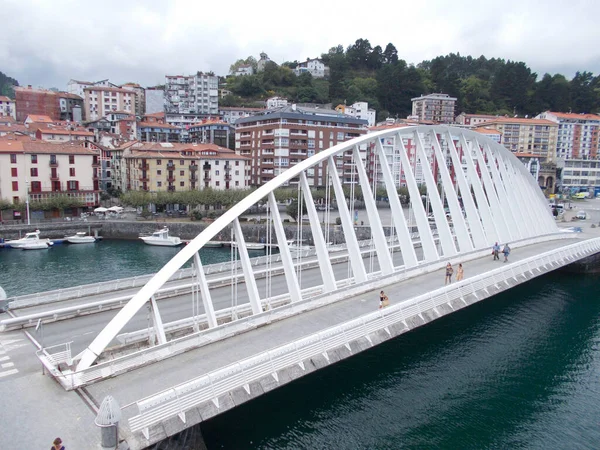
[124,236,600,440]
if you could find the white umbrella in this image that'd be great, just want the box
[107,206,123,212]
[94,207,108,213]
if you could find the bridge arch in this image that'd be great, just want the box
[76,125,558,370]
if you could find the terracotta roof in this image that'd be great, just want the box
[188,120,230,127]
[0,124,28,134]
[137,121,180,129]
[543,111,600,121]
[84,86,131,94]
[58,92,83,100]
[0,136,97,154]
[25,115,54,123]
[475,117,557,126]
[37,128,94,137]
[368,123,411,131]
[144,112,165,118]
[0,116,15,124]
[458,113,498,118]
[130,142,249,159]
[473,128,502,135]
[0,96,14,102]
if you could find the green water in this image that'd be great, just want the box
[195,272,600,450]
[0,239,265,298]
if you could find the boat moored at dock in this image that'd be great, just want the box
[140,227,182,247]
[65,232,97,244]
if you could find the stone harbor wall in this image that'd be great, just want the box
[0,219,390,245]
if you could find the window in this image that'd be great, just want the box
[216,181,220,186]
[157,181,162,187]
[235,181,239,186]
[180,170,184,176]
[13,196,19,204]
[69,155,75,164]
[70,168,76,176]
[337,132,344,140]
[10,154,16,163]
[31,154,38,163]
[235,161,239,166]
[180,160,185,165]
[67,180,79,190]
[215,160,219,165]
[11,167,17,177]
[12,181,18,191]
[157,160,162,165]
[235,170,239,175]
[31,181,41,192]
[215,170,220,175]
[30,168,38,177]
[157,170,162,175]
[180,181,185,187]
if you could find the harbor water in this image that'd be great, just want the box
[2,240,600,449]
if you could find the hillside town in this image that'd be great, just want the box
[0,50,599,221]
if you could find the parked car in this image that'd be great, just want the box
[576,210,587,219]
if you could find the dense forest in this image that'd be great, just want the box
[224,39,600,121]
[0,70,18,98]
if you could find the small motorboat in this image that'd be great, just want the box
[140,227,182,247]
[286,239,312,252]
[5,230,44,249]
[205,241,224,248]
[231,241,266,251]
[21,239,53,250]
[66,232,96,244]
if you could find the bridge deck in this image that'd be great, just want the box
[0,231,594,450]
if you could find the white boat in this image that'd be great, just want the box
[287,239,312,252]
[205,241,224,248]
[5,230,45,249]
[140,227,182,247]
[66,232,96,244]
[231,241,266,251]
[21,240,53,250]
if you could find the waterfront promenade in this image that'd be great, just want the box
[0,224,596,449]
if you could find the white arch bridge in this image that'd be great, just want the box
[25,126,600,447]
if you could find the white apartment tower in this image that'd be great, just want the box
[164,73,219,115]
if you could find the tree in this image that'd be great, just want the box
[367,45,384,70]
[570,71,597,113]
[383,43,399,65]
[229,56,258,75]
[286,199,307,222]
[346,38,373,69]
[0,70,18,98]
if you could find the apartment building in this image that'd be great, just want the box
[293,59,329,78]
[145,87,164,114]
[266,97,288,109]
[0,96,16,119]
[34,124,94,142]
[164,73,219,115]
[220,106,264,124]
[67,79,112,98]
[137,121,182,143]
[336,102,376,127]
[559,158,600,194]
[124,142,249,192]
[473,117,559,160]
[411,93,457,124]
[121,83,145,116]
[455,113,499,126]
[536,111,600,160]
[188,120,233,148]
[15,87,84,122]
[83,86,136,121]
[235,104,368,186]
[0,136,100,207]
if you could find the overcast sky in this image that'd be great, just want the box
[2,0,599,90]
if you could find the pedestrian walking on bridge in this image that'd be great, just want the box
[492,242,500,261]
[445,263,453,285]
[503,243,511,263]
[456,263,464,281]
[52,437,65,450]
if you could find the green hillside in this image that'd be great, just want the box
[0,71,18,98]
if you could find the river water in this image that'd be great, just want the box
[1,241,599,449]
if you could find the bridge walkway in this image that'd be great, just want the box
[84,236,584,446]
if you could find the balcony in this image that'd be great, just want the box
[189,164,198,171]
[167,175,176,182]
[190,174,197,182]
[49,159,58,167]
[139,163,149,170]
[139,176,149,182]
[50,173,60,181]
[92,160,100,167]
[203,175,211,182]
[224,174,232,181]
[166,162,175,169]
[167,186,176,192]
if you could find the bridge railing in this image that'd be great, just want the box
[124,236,600,440]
